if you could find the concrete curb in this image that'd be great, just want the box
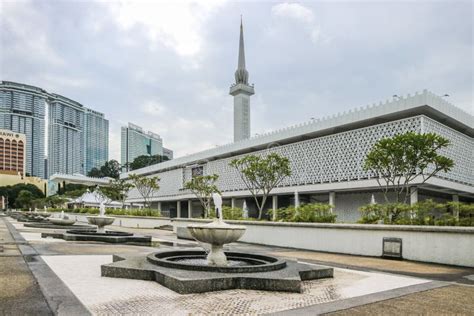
[4,219,91,315]
[272,280,449,315]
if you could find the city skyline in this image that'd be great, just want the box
[0,81,110,178]
[1,1,472,161]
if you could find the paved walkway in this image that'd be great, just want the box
[3,217,474,315]
[329,285,474,315]
[0,217,52,315]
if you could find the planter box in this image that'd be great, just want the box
[172,218,474,267]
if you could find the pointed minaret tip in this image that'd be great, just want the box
[235,16,249,84]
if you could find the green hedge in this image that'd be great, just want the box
[271,203,337,223]
[208,206,244,220]
[46,207,161,217]
[358,200,474,226]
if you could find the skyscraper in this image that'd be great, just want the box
[83,108,109,174]
[0,81,109,178]
[230,19,254,142]
[121,123,172,170]
[0,81,46,178]
[48,93,85,176]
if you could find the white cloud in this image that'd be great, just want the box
[109,0,226,56]
[1,1,65,67]
[271,2,320,42]
[141,100,168,116]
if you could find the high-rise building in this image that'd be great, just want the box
[230,19,254,142]
[121,123,172,170]
[0,129,26,176]
[0,81,109,178]
[48,93,85,176]
[83,108,109,173]
[0,81,46,177]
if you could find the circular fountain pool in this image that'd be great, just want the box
[146,250,286,273]
[66,229,133,237]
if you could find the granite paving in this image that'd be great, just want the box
[42,254,429,315]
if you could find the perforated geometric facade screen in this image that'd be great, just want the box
[127,115,473,200]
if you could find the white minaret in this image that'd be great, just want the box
[230,18,254,142]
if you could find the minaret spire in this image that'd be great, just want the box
[235,16,249,84]
[230,17,254,142]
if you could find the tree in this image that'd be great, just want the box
[59,183,89,198]
[102,179,134,208]
[88,167,102,177]
[364,132,454,204]
[128,174,160,208]
[100,160,121,179]
[87,160,121,179]
[230,153,291,219]
[0,183,44,208]
[130,155,170,171]
[45,195,69,208]
[184,174,220,218]
[15,190,35,209]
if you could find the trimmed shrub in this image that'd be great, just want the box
[209,206,243,220]
[273,203,336,223]
[358,200,474,226]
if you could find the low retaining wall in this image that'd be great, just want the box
[172,219,474,268]
[64,213,172,229]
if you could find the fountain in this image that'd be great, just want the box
[86,202,115,233]
[48,211,76,226]
[41,187,151,245]
[24,209,93,230]
[101,193,334,294]
[187,193,246,266]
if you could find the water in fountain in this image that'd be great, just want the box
[99,202,106,217]
[242,201,249,219]
[61,211,65,219]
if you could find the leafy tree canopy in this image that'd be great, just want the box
[364,132,454,203]
[184,174,220,218]
[0,183,44,208]
[230,153,291,219]
[101,179,134,208]
[128,174,160,208]
[87,160,121,179]
[15,190,35,209]
[129,155,170,171]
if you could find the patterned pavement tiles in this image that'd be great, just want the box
[42,255,430,315]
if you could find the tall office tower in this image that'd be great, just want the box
[0,81,46,178]
[48,94,84,177]
[229,19,254,142]
[83,108,109,174]
[121,123,167,171]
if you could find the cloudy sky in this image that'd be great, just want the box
[1,0,472,161]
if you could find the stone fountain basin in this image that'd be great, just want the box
[187,222,246,246]
[36,212,52,218]
[86,216,115,226]
[48,218,76,225]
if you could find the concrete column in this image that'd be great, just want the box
[453,194,459,220]
[329,192,336,213]
[231,198,236,209]
[177,201,181,218]
[188,200,192,218]
[410,187,418,205]
[272,195,278,221]
[157,202,162,211]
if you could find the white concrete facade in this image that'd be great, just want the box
[173,218,474,267]
[122,93,474,221]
